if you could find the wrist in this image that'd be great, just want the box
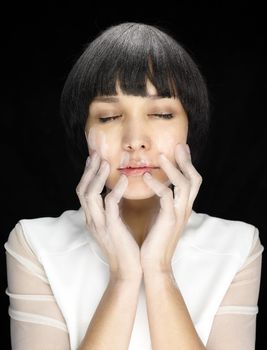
[109,269,143,285]
[143,266,175,284]
[142,264,172,276]
[143,268,178,290]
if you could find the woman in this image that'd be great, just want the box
[4,22,263,349]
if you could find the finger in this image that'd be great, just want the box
[143,173,175,220]
[86,160,110,229]
[158,153,186,187]
[158,152,190,214]
[173,183,190,219]
[174,144,202,216]
[84,162,111,253]
[105,174,128,224]
[159,154,189,194]
[75,152,101,227]
[88,160,110,194]
[174,144,200,182]
[142,173,179,251]
[76,151,101,200]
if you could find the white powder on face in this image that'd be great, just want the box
[119,153,153,168]
[98,130,109,157]
[86,127,109,158]
[87,127,97,150]
[120,153,130,168]
[86,127,179,169]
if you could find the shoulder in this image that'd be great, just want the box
[12,207,90,257]
[177,210,261,266]
[5,222,37,258]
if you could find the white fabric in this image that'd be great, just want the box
[4,207,263,349]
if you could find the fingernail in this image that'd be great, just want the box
[101,160,109,169]
[144,172,152,179]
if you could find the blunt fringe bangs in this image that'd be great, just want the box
[60,22,210,177]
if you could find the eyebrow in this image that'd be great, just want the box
[93,94,168,103]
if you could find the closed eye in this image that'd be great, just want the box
[99,113,174,123]
[99,116,121,123]
[148,113,174,119]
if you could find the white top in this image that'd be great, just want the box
[4,207,263,350]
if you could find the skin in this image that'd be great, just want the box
[84,80,189,247]
[78,81,204,347]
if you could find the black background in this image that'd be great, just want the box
[1,3,266,349]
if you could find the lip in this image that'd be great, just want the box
[118,167,159,176]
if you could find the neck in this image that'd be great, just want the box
[119,196,160,247]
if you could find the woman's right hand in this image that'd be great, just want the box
[76,151,143,282]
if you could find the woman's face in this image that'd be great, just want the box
[85,80,188,200]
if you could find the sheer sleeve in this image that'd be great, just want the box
[206,228,264,350]
[4,223,71,350]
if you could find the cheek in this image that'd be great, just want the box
[155,129,186,157]
[155,132,175,155]
[86,127,110,159]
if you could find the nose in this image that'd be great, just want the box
[124,142,148,151]
[122,124,150,152]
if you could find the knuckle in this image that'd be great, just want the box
[84,191,92,201]
[195,173,203,185]
[76,186,83,196]
[184,176,191,184]
[93,221,104,232]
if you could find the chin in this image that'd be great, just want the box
[122,189,156,200]
[105,179,154,199]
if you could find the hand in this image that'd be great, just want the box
[76,151,142,281]
[140,143,202,272]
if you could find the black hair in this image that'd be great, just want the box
[60,22,210,197]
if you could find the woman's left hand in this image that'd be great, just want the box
[140,143,202,273]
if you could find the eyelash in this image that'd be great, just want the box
[98,113,174,123]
